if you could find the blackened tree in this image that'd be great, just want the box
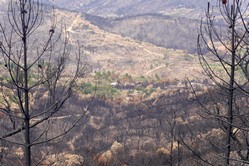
[197,0,249,165]
[0,0,89,165]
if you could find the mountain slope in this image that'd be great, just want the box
[51,9,202,79]
[86,14,199,53]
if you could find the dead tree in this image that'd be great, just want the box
[197,0,249,165]
[0,0,89,165]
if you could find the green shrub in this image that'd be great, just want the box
[80,82,119,98]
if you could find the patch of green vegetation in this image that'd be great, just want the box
[204,62,248,84]
[80,82,119,98]
[80,82,97,94]
[81,71,160,98]
[96,84,119,98]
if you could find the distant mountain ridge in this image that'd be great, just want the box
[38,0,220,53]
[0,0,215,54]
[43,0,217,17]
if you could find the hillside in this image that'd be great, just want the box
[85,14,200,53]
[47,9,203,80]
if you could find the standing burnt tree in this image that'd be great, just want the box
[197,0,249,165]
[0,0,88,165]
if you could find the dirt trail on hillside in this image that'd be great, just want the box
[143,48,163,57]
[146,65,166,75]
[67,14,82,33]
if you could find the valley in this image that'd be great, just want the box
[1,0,248,166]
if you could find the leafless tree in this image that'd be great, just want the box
[197,0,249,165]
[0,0,89,165]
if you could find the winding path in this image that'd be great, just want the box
[67,14,82,33]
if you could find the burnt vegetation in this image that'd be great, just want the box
[1,0,249,166]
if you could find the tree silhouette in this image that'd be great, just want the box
[197,0,249,165]
[0,0,89,165]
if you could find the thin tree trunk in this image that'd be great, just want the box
[225,2,236,165]
[21,1,31,165]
